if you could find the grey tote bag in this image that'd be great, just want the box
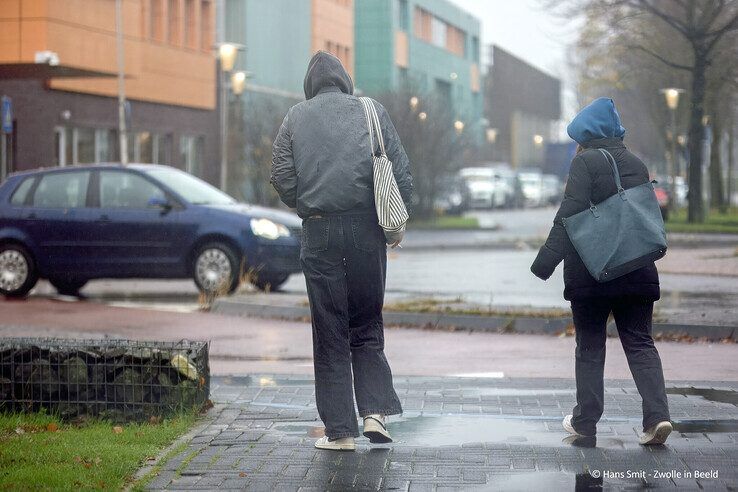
[562,149,667,282]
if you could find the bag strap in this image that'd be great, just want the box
[598,149,624,193]
[359,97,386,157]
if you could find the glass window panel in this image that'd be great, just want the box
[99,171,165,208]
[10,177,34,206]
[32,171,90,208]
[431,17,446,48]
[138,131,153,163]
[76,127,95,164]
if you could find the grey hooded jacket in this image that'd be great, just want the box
[271,51,413,218]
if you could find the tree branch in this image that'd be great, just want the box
[630,0,691,38]
[626,44,693,71]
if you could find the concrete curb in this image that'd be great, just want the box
[212,298,737,341]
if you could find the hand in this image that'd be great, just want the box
[385,229,404,248]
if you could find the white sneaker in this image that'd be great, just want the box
[314,435,356,451]
[639,421,672,445]
[563,415,586,436]
[363,414,392,443]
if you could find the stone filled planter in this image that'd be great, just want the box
[0,338,209,422]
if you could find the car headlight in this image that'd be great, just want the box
[250,218,291,240]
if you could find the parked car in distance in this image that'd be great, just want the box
[434,175,470,215]
[652,180,671,221]
[459,167,514,209]
[0,164,302,298]
[518,171,545,207]
[541,174,564,206]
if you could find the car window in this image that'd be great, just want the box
[10,178,34,206]
[100,171,165,209]
[32,172,90,208]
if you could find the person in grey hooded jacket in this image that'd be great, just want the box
[271,51,412,451]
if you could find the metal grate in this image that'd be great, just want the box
[0,338,209,422]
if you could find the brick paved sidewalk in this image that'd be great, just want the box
[146,376,738,490]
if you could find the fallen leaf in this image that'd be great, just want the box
[148,415,162,425]
[94,457,102,464]
[112,426,123,434]
[14,427,24,435]
[47,423,59,432]
[239,472,247,478]
[83,462,92,469]
[73,456,83,463]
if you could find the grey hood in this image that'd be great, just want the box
[303,51,354,100]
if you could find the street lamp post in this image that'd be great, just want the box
[115,0,128,165]
[661,88,684,211]
[218,43,241,192]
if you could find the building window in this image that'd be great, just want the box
[150,0,165,42]
[180,135,204,176]
[471,36,480,62]
[184,0,196,49]
[75,128,95,164]
[414,8,432,42]
[154,134,172,164]
[168,0,181,45]
[200,0,212,51]
[398,0,409,31]
[431,17,446,48]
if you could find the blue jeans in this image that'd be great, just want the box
[300,213,403,439]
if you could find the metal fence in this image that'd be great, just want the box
[0,338,209,422]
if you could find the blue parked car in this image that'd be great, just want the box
[0,164,302,297]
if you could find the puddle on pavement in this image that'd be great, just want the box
[425,388,574,397]
[667,386,738,406]
[272,416,627,449]
[672,419,738,433]
[491,471,645,491]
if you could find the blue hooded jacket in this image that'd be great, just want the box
[567,97,626,145]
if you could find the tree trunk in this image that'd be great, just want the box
[709,117,725,211]
[729,111,735,210]
[687,54,707,223]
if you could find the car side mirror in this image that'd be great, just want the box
[148,196,172,212]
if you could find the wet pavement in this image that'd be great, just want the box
[146,375,738,490]
[4,298,738,380]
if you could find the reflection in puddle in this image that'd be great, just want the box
[667,386,738,406]
[272,416,627,449]
[673,419,738,433]
[494,472,611,491]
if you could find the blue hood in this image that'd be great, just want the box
[567,97,626,145]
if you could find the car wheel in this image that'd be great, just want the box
[193,242,240,296]
[0,243,38,298]
[49,277,88,296]
[251,273,289,292]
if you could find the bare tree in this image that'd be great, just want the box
[373,87,467,219]
[550,0,738,222]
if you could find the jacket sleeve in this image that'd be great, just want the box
[375,100,414,215]
[270,111,298,209]
[531,155,591,280]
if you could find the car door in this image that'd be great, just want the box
[88,169,181,277]
[23,170,95,277]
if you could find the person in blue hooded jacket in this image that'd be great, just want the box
[531,98,672,445]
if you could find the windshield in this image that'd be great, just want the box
[145,167,236,205]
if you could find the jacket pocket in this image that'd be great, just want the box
[303,218,330,252]
[351,216,382,252]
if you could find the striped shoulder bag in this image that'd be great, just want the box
[359,97,409,242]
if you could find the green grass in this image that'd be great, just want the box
[0,411,197,490]
[666,208,738,234]
[408,215,481,230]
[384,298,571,318]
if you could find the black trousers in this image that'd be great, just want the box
[570,296,670,436]
[300,213,402,439]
